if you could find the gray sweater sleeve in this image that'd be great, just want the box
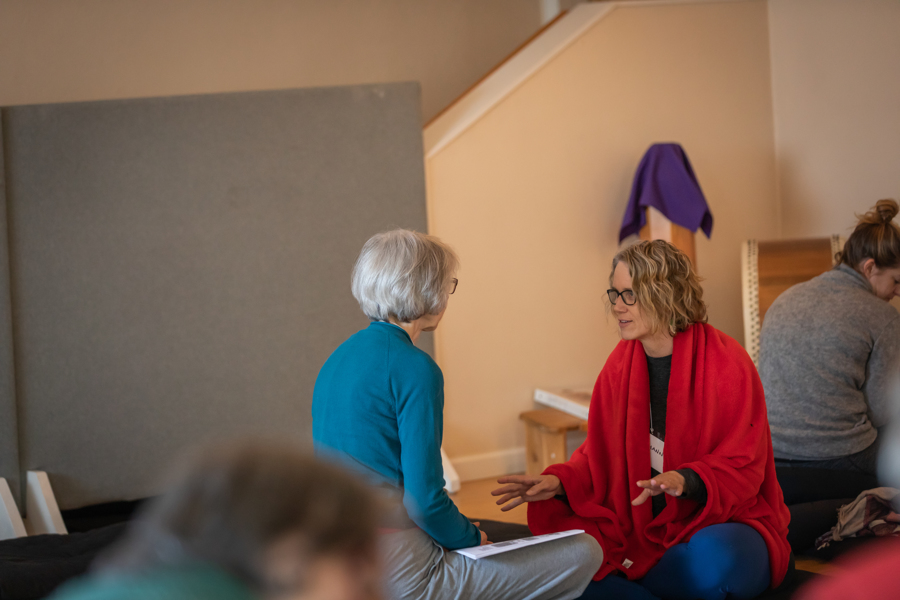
[865,314,900,428]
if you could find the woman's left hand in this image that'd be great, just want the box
[631,471,686,506]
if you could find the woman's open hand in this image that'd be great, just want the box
[631,470,685,506]
[491,475,563,511]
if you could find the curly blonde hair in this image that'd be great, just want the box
[610,240,707,337]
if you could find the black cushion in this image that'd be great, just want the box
[787,498,852,553]
[0,523,126,600]
[471,519,532,543]
[759,569,820,600]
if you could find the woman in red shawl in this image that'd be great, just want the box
[493,241,791,600]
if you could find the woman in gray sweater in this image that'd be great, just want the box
[759,199,900,504]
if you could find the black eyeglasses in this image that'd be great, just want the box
[449,278,458,295]
[606,288,636,306]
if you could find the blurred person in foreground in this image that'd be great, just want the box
[49,442,381,600]
[759,199,900,504]
[795,379,900,600]
[494,240,791,600]
[312,229,602,600]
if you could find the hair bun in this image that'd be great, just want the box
[843,199,900,270]
[874,199,899,223]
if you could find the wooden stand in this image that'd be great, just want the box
[639,206,697,268]
[520,409,587,476]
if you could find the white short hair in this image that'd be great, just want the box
[351,229,459,322]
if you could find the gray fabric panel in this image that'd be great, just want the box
[3,84,428,509]
[0,114,22,507]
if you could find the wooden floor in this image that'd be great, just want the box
[795,556,833,575]
[451,476,833,575]
[452,475,529,525]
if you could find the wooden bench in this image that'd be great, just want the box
[520,409,587,476]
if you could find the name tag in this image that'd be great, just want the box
[650,433,664,473]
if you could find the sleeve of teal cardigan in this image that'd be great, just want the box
[394,353,480,550]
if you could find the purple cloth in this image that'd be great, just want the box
[618,143,713,242]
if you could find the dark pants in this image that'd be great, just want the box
[579,523,771,600]
[775,440,881,552]
[775,439,880,505]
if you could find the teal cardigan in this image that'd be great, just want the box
[312,321,479,549]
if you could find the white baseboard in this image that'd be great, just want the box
[449,447,526,482]
[441,447,461,494]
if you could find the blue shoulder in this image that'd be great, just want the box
[389,339,442,382]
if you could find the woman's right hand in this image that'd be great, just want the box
[491,475,563,511]
[472,521,491,546]
[479,529,490,546]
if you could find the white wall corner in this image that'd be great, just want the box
[540,0,563,25]
[424,0,755,160]
[447,448,526,483]
[25,471,67,535]
[0,478,27,540]
[424,2,615,158]
[766,0,783,238]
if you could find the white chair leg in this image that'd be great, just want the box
[0,478,26,540]
[25,471,67,535]
[442,447,461,494]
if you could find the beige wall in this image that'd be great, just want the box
[12,0,894,480]
[0,0,540,122]
[769,0,900,238]
[427,1,778,477]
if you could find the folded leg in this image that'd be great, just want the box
[640,523,770,600]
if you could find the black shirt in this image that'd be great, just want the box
[646,354,708,517]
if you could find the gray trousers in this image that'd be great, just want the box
[380,528,603,600]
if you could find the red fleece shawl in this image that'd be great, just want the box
[528,323,791,586]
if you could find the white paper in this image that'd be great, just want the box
[452,529,585,560]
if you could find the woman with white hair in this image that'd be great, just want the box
[313,229,602,600]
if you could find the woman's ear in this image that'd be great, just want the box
[859,257,876,278]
